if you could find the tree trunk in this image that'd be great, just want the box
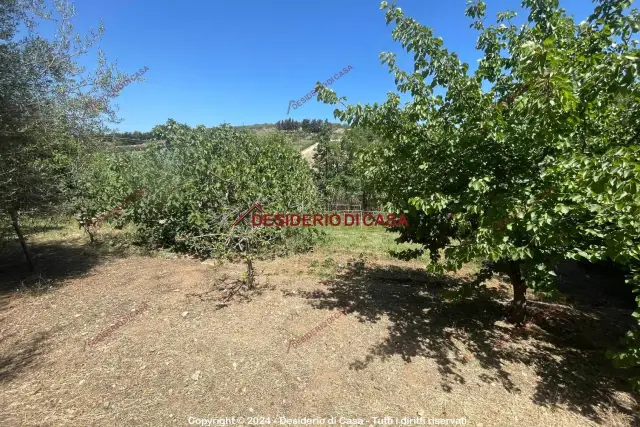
[85,223,95,243]
[507,261,527,326]
[9,209,34,272]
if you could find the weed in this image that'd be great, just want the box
[308,257,340,278]
[17,275,59,296]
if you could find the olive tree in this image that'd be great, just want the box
[0,0,146,270]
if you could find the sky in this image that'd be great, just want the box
[68,0,597,132]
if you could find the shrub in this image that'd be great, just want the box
[76,120,321,258]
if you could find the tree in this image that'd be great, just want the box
[312,126,380,208]
[76,120,321,258]
[308,119,324,133]
[109,131,156,145]
[317,0,640,384]
[311,121,337,200]
[341,127,381,209]
[275,118,300,131]
[0,0,146,270]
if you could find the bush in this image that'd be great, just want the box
[76,120,321,257]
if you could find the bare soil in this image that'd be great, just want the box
[301,143,318,163]
[0,235,638,426]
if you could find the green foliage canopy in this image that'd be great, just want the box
[313,125,380,208]
[317,0,640,384]
[75,120,321,258]
[0,0,146,269]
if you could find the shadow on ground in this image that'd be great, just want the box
[0,237,132,293]
[0,329,55,385]
[301,263,639,424]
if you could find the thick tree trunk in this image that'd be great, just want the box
[507,261,527,326]
[9,209,34,272]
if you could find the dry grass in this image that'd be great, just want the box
[301,142,317,163]
[0,223,638,426]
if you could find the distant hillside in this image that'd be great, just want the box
[234,120,348,132]
[108,131,156,145]
[109,121,348,152]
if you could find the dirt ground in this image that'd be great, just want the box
[301,143,318,163]
[0,227,639,426]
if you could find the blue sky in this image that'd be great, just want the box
[70,0,596,132]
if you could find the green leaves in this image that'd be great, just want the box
[76,122,321,258]
[1,0,148,237]
[323,0,640,387]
